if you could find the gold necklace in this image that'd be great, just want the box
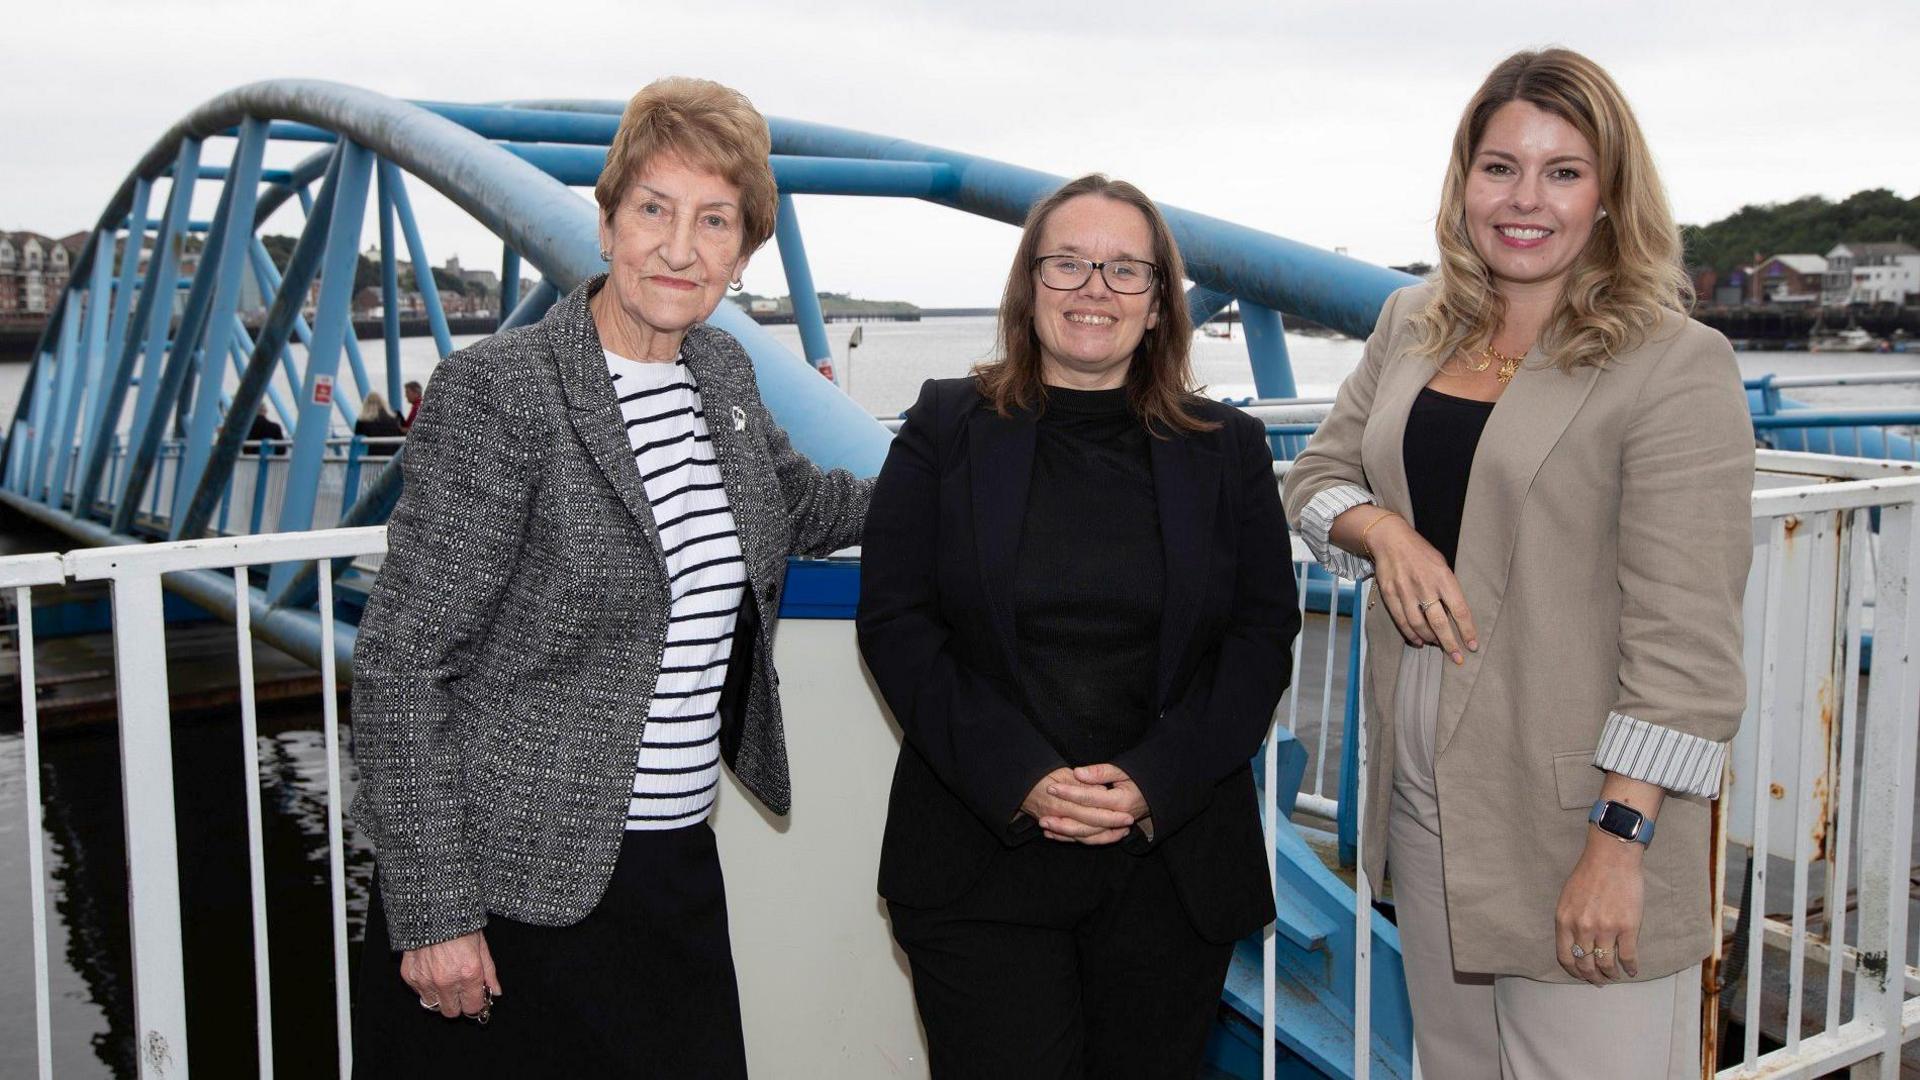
[1482,342,1525,384]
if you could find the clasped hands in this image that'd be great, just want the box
[1022,763,1150,845]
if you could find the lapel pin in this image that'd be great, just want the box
[731,405,747,432]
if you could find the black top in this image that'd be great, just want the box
[1013,386,1164,765]
[1402,386,1496,568]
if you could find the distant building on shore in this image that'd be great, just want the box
[0,231,87,316]
[1825,241,1920,306]
[1748,254,1828,306]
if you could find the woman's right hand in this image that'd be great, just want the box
[1022,766,1134,845]
[401,930,502,1019]
[1340,509,1479,663]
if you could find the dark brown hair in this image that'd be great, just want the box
[973,174,1212,435]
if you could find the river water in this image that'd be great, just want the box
[0,319,1915,1076]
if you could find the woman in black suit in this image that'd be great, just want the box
[857,173,1302,1078]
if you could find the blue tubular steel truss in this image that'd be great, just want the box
[0,80,1422,1080]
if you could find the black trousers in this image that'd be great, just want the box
[887,839,1233,1080]
[352,824,747,1079]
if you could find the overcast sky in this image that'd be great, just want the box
[4,0,1915,307]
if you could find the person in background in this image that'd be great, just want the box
[349,75,870,1076]
[401,379,423,430]
[858,173,1300,1077]
[246,401,283,448]
[354,391,405,438]
[1282,48,1750,1078]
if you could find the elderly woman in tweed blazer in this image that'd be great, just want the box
[348,77,869,1076]
[1284,50,1750,1078]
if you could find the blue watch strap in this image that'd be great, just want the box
[1589,799,1655,845]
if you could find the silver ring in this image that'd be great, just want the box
[1570,944,1586,959]
[419,997,441,1011]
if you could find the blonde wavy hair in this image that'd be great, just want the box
[1410,48,1693,372]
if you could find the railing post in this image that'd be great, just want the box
[268,139,375,598]
[173,116,270,536]
[106,569,192,1077]
[1851,499,1920,1078]
[774,193,834,380]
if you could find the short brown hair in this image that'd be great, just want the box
[594,77,778,255]
[974,174,1212,435]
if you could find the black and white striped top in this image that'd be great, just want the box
[607,350,746,830]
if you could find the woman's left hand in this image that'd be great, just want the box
[1042,764,1151,844]
[1554,834,1645,986]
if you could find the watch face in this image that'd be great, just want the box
[1598,801,1643,839]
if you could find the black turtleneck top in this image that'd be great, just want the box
[1012,386,1164,765]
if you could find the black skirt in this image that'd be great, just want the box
[352,823,747,1078]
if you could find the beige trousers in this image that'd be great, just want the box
[1386,644,1702,1080]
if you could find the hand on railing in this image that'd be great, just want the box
[1335,509,1479,663]
[402,929,502,1020]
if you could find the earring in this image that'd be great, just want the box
[1597,208,1609,220]
[599,248,611,261]
[729,279,743,292]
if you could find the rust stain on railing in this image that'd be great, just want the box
[1812,678,1836,862]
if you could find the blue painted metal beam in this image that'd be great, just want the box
[1240,302,1296,399]
[76,142,202,517]
[172,117,270,536]
[64,231,119,510]
[267,139,374,598]
[104,180,153,363]
[377,168,404,404]
[35,290,84,503]
[1186,284,1235,328]
[381,160,454,359]
[498,143,961,197]
[775,194,834,378]
[500,247,521,322]
[248,235,361,429]
[178,156,344,540]
[114,150,242,534]
[164,164,294,184]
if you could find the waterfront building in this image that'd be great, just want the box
[1748,254,1828,305]
[0,231,85,315]
[1825,241,1920,305]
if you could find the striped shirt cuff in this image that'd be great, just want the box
[1593,711,1729,798]
[1298,484,1378,582]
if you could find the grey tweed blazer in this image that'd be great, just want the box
[350,275,871,952]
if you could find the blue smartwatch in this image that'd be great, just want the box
[1588,799,1655,846]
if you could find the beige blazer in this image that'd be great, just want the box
[1282,284,1752,982]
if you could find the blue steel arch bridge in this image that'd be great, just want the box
[5,80,1917,1080]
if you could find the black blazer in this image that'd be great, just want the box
[856,377,1301,944]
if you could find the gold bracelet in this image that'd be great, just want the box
[1358,511,1394,559]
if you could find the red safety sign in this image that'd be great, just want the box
[312,374,334,406]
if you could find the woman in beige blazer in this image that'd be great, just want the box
[1282,49,1751,1078]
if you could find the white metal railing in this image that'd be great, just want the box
[7,450,1919,1079]
[5,527,385,1079]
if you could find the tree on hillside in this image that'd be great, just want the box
[1683,189,1920,274]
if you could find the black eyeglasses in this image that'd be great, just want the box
[1031,255,1160,295]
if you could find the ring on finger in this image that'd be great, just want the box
[1591,946,1612,961]
[418,997,441,1011]
[1417,597,1443,612]
[1570,944,1586,958]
